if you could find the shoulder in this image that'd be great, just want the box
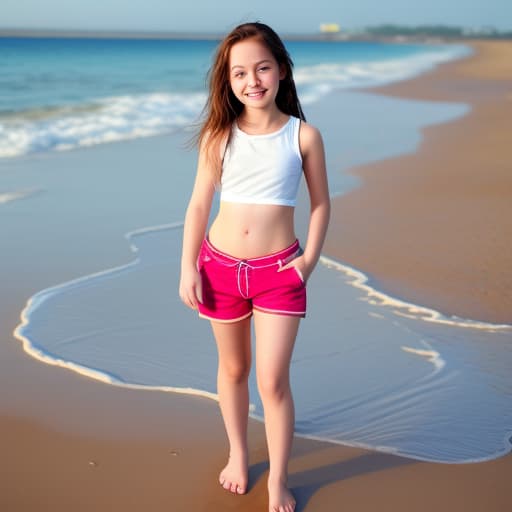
[199,126,232,151]
[297,120,324,157]
[198,126,232,167]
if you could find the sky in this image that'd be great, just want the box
[1,0,511,33]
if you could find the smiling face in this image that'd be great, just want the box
[228,37,285,112]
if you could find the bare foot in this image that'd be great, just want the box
[268,478,296,512]
[219,452,248,495]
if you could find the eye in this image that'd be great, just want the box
[233,71,245,78]
[258,66,270,72]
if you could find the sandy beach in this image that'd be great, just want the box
[325,40,512,325]
[2,40,512,511]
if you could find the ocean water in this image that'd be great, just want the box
[1,37,468,158]
[4,37,512,463]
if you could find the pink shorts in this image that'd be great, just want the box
[197,238,306,322]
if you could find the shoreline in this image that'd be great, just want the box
[11,217,511,469]
[325,39,512,324]
[2,39,512,511]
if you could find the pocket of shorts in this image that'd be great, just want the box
[196,241,211,271]
[281,265,304,286]
[292,266,305,285]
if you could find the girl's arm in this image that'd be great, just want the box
[287,122,330,281]
[179,145,217,309]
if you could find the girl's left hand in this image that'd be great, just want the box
[279,255,311,284]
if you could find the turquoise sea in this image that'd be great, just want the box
[1,37,468,158]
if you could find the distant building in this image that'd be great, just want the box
[462,25,498,36]
[320,23,341,34]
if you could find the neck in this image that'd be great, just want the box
[238,107,286,131]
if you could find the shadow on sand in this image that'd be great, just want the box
[249,450,415,511]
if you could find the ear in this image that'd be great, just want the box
[279,64,286,80]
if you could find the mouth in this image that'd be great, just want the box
[245,90,266,99]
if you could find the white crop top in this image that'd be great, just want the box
[220,116,303,207]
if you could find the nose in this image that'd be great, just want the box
[247,71,259,87]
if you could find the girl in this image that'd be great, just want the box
[179,22,330,512]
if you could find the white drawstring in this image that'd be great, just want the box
[237,261,250,297]
[207,246,301,298]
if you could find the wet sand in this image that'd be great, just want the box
[2,398,512,511]
[325,40,512,324]
[2,40,512,511]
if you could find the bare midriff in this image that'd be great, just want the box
[208,201,297,259]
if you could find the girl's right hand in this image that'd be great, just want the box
[179,267,203,310]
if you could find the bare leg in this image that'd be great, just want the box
[254,310,300,512]
[211,317,252,495]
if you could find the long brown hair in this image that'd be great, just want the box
[197,22,306,182]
